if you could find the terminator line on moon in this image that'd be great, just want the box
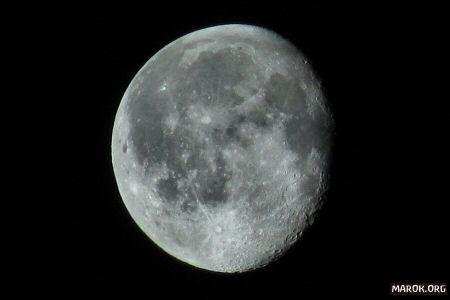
[112,24,334,273]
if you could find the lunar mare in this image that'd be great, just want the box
[112,24,334,273]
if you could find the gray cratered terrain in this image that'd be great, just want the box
[112,24,334,273]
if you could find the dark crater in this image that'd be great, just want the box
[199,154,232,208]
[156,176,179,203]
[180,200,197,213]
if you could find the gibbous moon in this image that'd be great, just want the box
[112,24,334,273]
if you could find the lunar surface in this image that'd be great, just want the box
[112,24,334,273]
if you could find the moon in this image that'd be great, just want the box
[112,24,334,273]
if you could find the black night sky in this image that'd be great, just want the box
[7,1,448,297]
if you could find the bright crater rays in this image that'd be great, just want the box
[112,24,334,273]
